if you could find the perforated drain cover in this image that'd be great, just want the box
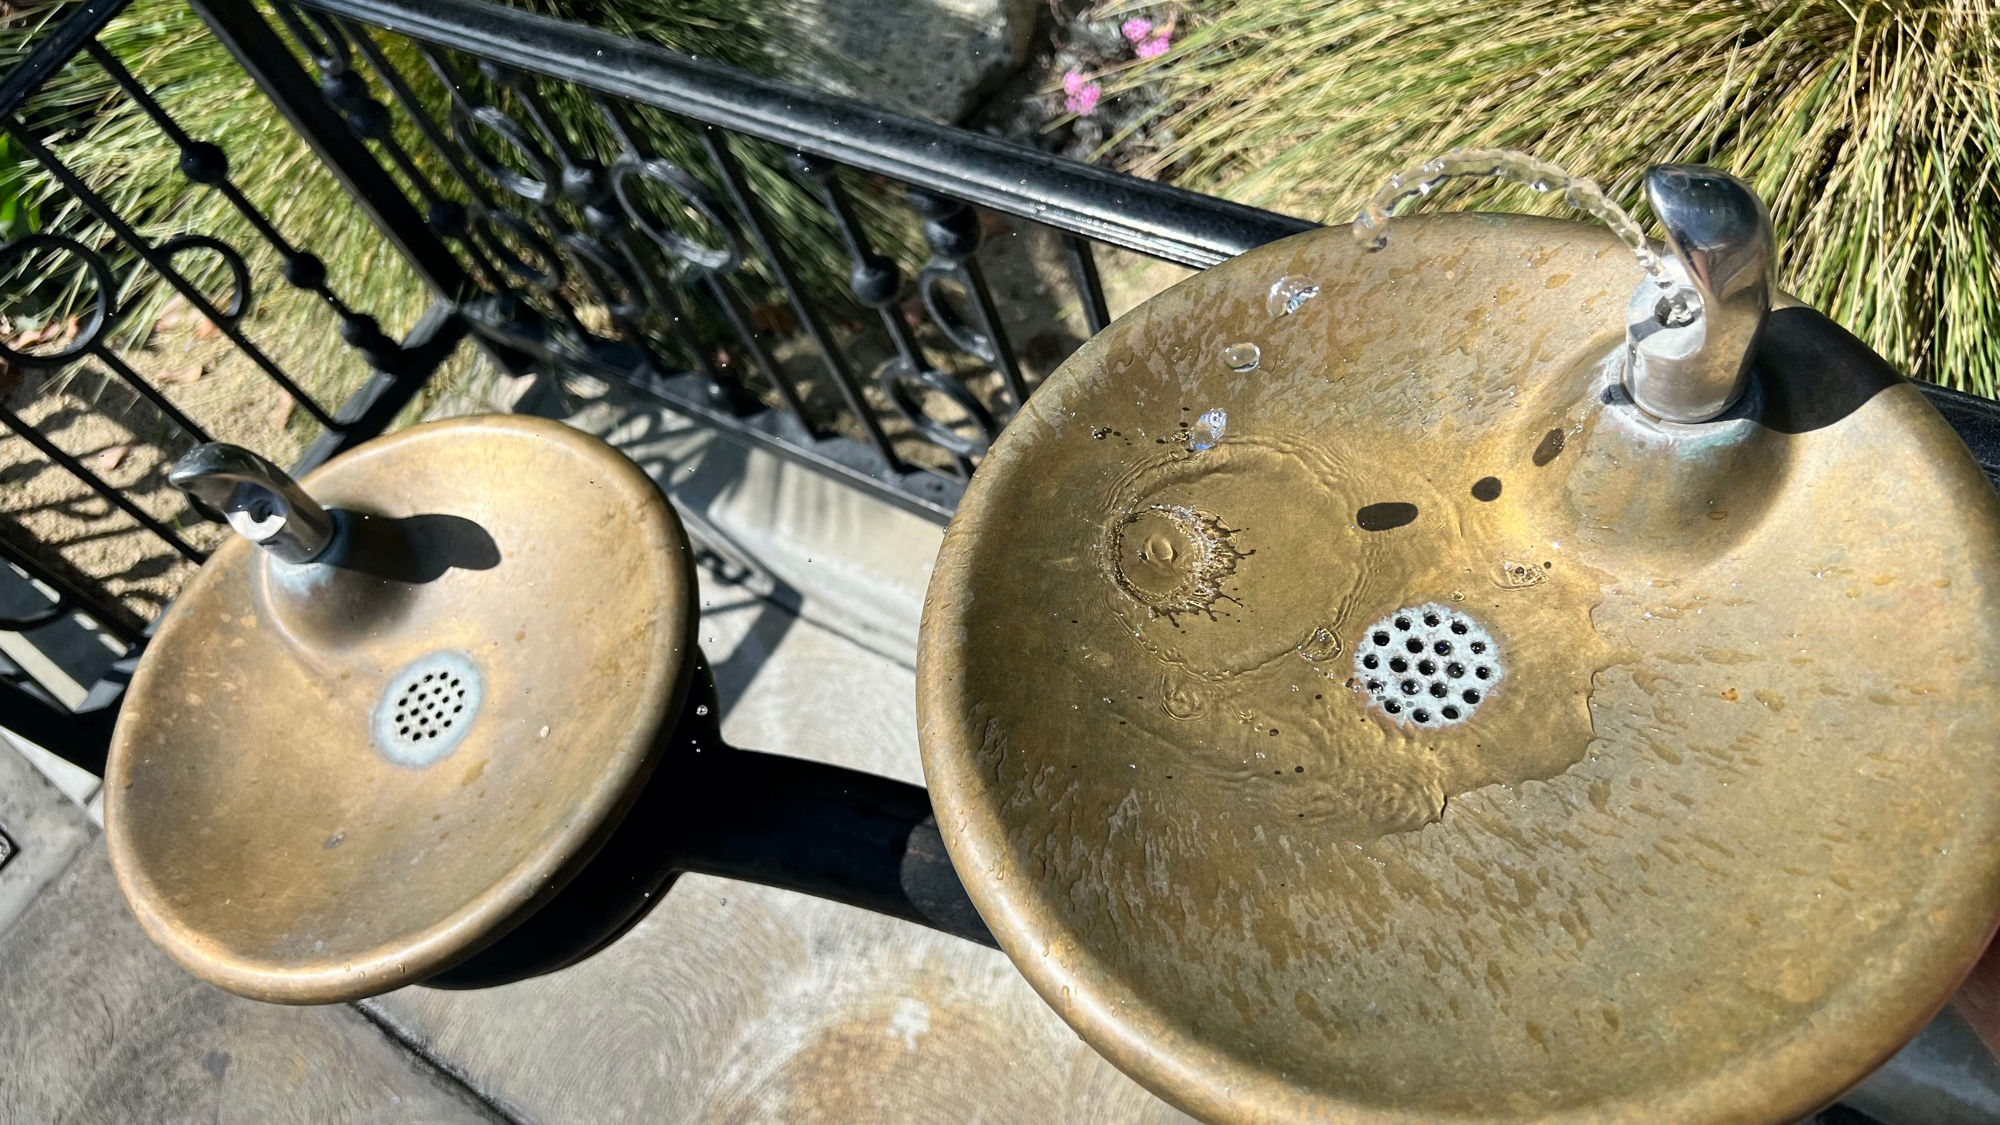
[1353,603,1501,726]
[372,651,484,767]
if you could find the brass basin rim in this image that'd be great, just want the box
[917,214,2000,1125]
[104,414,698,1003]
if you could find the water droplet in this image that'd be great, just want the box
[1351,214,1389,251]
[1655,287,1701,327]
[1189,407,1227,451]
[1222,342,1260,372]
[1266,275,1321,317]
[1496,559,1549,589]
[1298,626,1342,662]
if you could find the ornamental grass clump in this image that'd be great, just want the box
[1110,0,2000,395]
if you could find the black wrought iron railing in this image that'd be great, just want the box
[3,0,2000,778]
[0,0,1313,769]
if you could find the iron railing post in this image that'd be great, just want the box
[187,0,537,393]
[185,0,473,303]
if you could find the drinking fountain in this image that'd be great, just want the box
[916,161,2000,1124]
[96,157,2000,1123]
[105,416,699,1002]
[104,414,984,1003]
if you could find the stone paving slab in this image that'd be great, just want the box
[551,388,942,669]
[0,841,501,1125]
[770,0,1035,123]
[365,545,1196,1123]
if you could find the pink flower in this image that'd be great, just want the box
[1135,30,1172,59]
[1061,69,1102,116]
[1120,17,1154,43]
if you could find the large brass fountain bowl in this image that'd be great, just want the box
[918,215,2000,1123]
[105,415,697,1003]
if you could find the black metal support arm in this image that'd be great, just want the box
[670,747,991,947]
[431,742,992,991]
[431,664,990,991]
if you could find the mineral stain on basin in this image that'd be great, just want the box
[1083,411,1611,836]
[1533,427,1567,465]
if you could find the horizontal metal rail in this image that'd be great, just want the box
[287,0,1319,269]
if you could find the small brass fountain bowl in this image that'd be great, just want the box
[105,415,697,1004]
[918,215,2000,1124]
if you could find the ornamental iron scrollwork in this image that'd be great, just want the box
[265,3,1075,482]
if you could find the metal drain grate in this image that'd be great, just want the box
[372,651,484,767]
[1353,603,1501,726]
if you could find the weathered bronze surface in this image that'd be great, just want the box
[918,214,2000,1124]
[105,414,697,1004]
